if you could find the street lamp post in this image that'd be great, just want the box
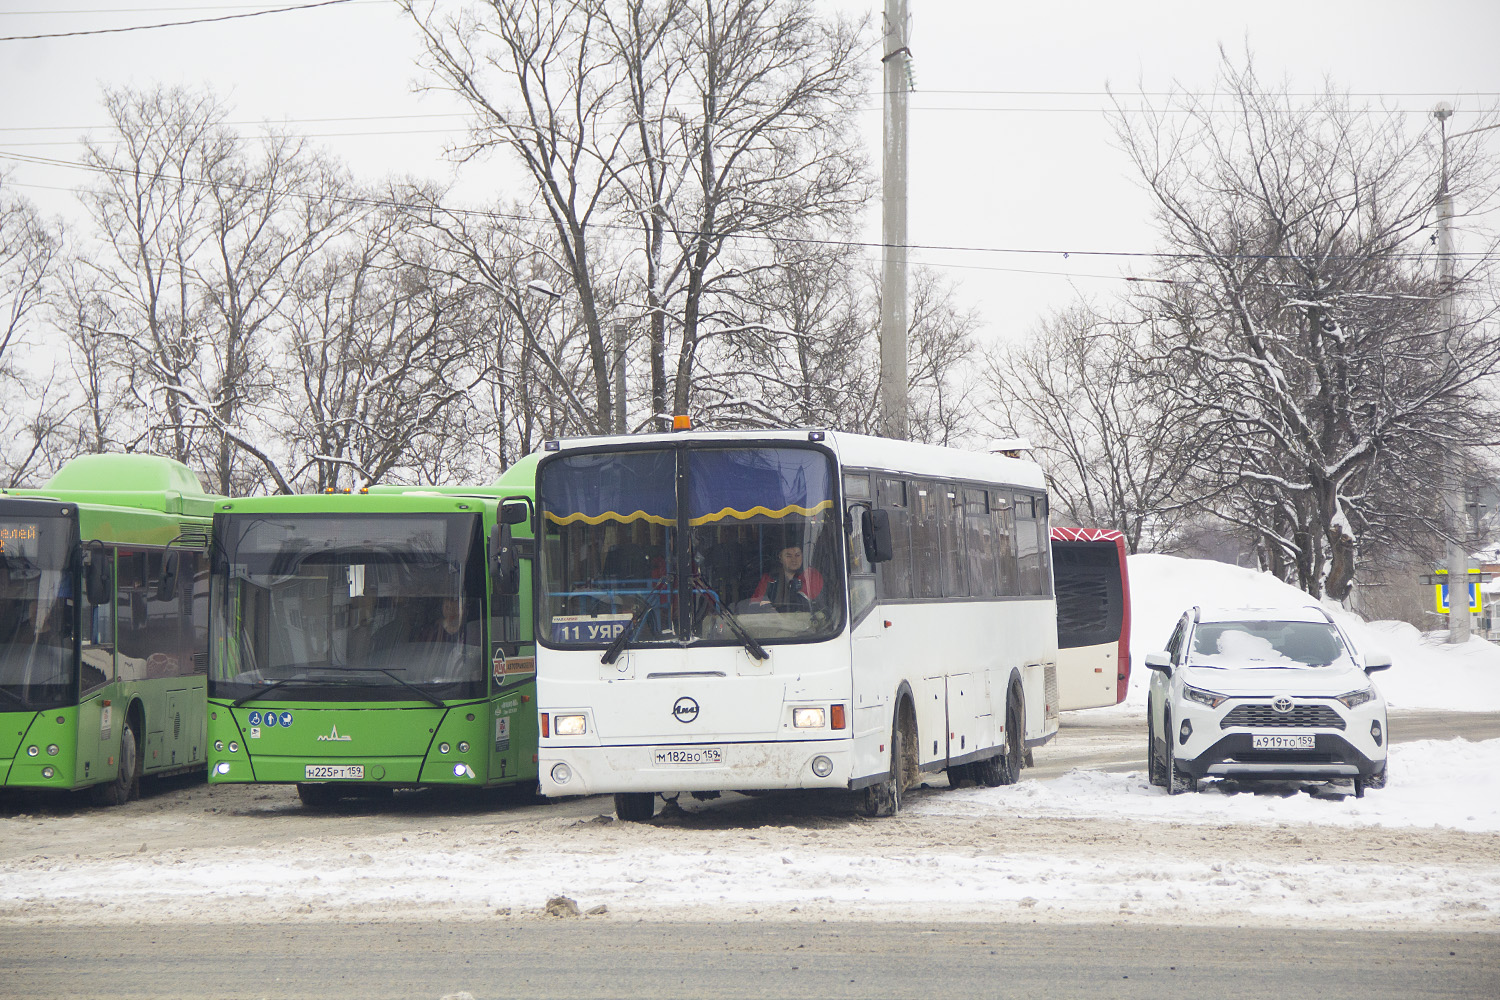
[1434,105,1470,643]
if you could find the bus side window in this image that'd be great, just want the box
[1035,496,1053,596]
[908,480,941,599]
[876,478,912,600]
[843,474,876,623]
[964,489,998,597]
[1014,494,1041,595]
[990,493,1016,596]
[81,548,115,692]
[939,485,967,598]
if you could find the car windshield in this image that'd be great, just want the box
[0,516,76,710]
[210,513,487,701]
[537,445,844,649]
[1191,620,1352,669]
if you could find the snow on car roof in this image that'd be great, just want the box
[1196,604,1332,625]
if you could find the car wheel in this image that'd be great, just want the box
[1165,709,1194,795]
[1365,762,1387,790]
[1147,710,1166,788]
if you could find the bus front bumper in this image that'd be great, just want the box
[540,740,853,797]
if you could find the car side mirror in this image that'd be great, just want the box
[1363,649,1393,673]
[861,508,894,564]
[1144,651,1173,675]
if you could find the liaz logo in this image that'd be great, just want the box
[672,697,700,724]
[316,725,352,742]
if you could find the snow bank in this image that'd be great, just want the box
[1123,554,1500,712]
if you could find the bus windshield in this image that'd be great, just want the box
[210,513,487,702]
[538,445,844,648]
[0,517,76,711]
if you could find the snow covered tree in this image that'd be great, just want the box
[1113,54,1500,599]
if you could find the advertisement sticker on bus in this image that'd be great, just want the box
[550,613,632,643]
[99,703,111,741]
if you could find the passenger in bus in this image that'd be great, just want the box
[749,542,824,611]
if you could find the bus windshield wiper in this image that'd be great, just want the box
[0,685,28,709]
[694,571,767,661]
[339,666,446,707]
[601,598,655,665]
[232,672,315,706]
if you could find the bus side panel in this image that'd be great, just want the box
[1056,643,1119,711]
[72,690,108,788]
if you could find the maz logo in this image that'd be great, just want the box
[316,725,352,742]
[672,697,700,724]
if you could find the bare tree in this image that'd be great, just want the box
[403,0,869,431]
[1114,53,1500,599]
[0,177,66,483]
[988,303,1208,553]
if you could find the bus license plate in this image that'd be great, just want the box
[653,747,723,766]
[1252,734,1315,750]
[305,764,364,780]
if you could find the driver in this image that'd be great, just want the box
[750,542,823,611]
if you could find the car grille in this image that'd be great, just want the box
[1220,704,1346,730]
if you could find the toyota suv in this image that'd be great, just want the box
[1145,605,1391,797]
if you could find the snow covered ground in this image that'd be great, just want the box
[2,556,1497,930]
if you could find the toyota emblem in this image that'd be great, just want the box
[1272,695,1294,714]
[672,696,700,723]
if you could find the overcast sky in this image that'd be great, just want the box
[2,0,1497,344]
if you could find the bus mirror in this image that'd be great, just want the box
[490,523,519,597]
[153,552,181,601]
[86,550,112,606]
[862,509,894,564]
[501,495,532,525]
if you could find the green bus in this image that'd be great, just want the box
[205,458,538,806]
[0,454,221,805]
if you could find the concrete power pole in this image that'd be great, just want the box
[879,0,909,440]
[1435,104,1470,643]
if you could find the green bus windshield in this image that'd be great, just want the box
[210,513,488,702]
[0,516,77,711]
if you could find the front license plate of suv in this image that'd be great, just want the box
[653,747,723,766]
[305,764,364,779]
[1252,734,1315,750]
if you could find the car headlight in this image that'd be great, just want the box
[1183,685,1228,709]
[1336,687,1375,709]
[554,714,587,736]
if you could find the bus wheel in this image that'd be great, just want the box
[92,721,139,806]
[997,691,1024,786]
[297,783,342,809]
[860,722,904,817]
[615,792,656,822]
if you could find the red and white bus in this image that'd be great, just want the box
[1049,527,1131,709]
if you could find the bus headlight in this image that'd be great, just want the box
[41,767,54,779]
[810,755,834,778]
[439,742,450,754]
[551,762,573,785]
[214,740,224,752]
[215,762,231,775]
[793,708,826,729]
[228,742,238,753]
[26,746,37,757]
[452,763,475,778]
[46,744,59,756]
[554,714,587,736]
[458,741,470,753]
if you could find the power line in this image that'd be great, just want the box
[4,148,1492,268]
[0,0,355,41]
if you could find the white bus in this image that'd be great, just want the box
[531,428,1060,820]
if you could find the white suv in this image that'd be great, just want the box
[1145,605,1391,797]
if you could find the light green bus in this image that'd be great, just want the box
[0,454,221,804]
[205,458,538,806]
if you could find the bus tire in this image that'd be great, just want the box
[92,721,139,806]
[860,723,903,818]
[996,689,1024,786]
[297,783,342,809]
[615,791,656,822]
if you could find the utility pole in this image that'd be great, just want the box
[879,0,909,440]
[612,323,627,434]
[1435,103,1470,643]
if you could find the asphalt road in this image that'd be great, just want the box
[1,920,1494,1000]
